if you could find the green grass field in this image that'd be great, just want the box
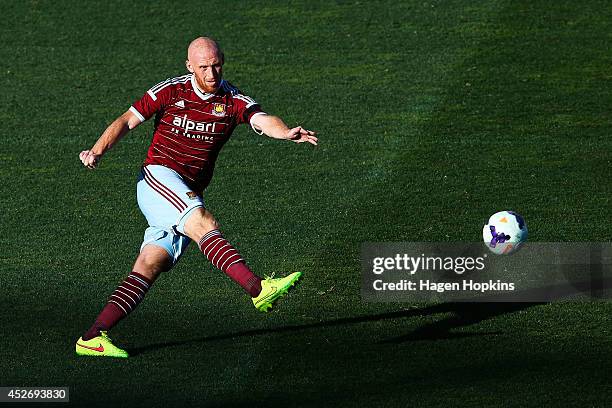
[1,0,611,406]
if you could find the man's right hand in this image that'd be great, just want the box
[79,150,101,169]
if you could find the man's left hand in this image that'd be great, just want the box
[287,126,318,146]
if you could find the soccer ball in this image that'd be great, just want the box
[482,211,528,255]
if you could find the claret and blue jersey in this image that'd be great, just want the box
[129,73,265,192]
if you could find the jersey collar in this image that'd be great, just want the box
[191,75,225,101]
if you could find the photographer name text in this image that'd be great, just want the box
[373,279,515,293]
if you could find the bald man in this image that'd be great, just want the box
[76,37,317,358]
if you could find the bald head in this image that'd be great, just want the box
[187,37,223,61]
[186,37,224,94]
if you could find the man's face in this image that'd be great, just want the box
[186,47,223,94]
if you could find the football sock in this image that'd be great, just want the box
[198,229,262,297]
[82,272,152,341]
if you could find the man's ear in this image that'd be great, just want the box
[185,60,194,73]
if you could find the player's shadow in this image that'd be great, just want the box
[127,301,534,356]
[128,276,611,356]
[127,303,474,356]
[128,303,532,356]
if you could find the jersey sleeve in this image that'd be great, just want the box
[233,93,265,128]
[129,80,175,123]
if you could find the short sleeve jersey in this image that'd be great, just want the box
[130,74,264,191]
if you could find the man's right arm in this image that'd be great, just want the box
[79,110,143,169]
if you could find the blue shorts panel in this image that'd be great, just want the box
[140,227,191,265]
[137,165,204,263]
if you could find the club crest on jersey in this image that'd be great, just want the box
[186,191,199,200]
[212,103,226,117]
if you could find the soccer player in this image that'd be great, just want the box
[75,37,317,358]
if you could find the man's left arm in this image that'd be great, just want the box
[251,113,318,146]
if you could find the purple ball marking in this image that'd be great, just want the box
[489,225,511,248]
